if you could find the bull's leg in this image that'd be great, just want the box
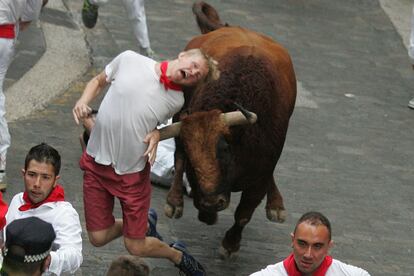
[164,154,185,219]
[220,186,266,258]
[265,179,287,223]
[198,210,218,225]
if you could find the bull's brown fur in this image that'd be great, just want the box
[180,110,229,194]
[191,53,288,152]
[165,1,296,257]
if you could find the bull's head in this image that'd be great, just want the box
[159,108,257,212]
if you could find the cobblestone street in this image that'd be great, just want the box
[4,0,414,275]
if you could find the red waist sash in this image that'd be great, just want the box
[0,24,15,39]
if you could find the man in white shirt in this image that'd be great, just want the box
[72,48,218,276]
[0,0,43,191]
[250,211,370,276]
[5,143,83,275]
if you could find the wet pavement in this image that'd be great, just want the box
[4,0,414,275]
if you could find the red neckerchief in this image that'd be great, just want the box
[0,24,15,39]
[159,61,182,91]
[283,253,333,276]
[0,192,8,229]
[19,185,65,211]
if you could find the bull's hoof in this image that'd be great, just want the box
[219,245,239,259]
[266,208,287,223]
[164,203,183,219]
[198,211,217,225]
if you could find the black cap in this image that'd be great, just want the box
[3,217,56,263]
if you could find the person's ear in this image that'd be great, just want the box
[328,239,334,250]
[178,52,185,59]
[41,255,52,273]
[21,168,25,177]
[53,175,61,187]
[290,232,294,246]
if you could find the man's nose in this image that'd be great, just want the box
[33,176,41,187]
[303,246,313,258]
[191,67,200,75]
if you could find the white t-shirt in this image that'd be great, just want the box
[0,0,42,25]
[250,259,371,276]
[87,50,184,174]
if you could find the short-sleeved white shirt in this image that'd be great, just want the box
[250,259,371,276]
[87,50,184,175]
[0,0,42,24]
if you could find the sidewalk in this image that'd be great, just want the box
[4,0,89,122]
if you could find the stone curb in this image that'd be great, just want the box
[4,0,90,122]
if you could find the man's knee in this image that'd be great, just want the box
[88,231,109,247]
[124,237,147,256]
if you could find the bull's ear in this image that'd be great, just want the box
[178,51,187,59]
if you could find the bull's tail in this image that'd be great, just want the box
[192,1,228,34]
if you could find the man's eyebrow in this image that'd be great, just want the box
[26,170,52,176]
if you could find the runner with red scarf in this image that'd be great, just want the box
[0,0,43,191]
[0,191,8,241]
[5,143,82,275]
[250,211,370,276]
[73,48,218,276]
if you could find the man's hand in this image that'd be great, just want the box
[72,71,108,125]
[41,255,51,273]
[143,130,160,165]
[19,21,31,31]
[72,101,92,125]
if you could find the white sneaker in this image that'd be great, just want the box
[409,98,414,109]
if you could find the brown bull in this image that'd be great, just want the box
[161,1,297,257]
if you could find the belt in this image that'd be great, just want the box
[0,24,15,39]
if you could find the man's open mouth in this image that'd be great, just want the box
[180,70,188,79]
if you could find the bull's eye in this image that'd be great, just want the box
[216,136,230,163]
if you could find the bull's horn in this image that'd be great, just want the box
[222,110,257,126]
[159,122,182,141]
[158,110,257,141]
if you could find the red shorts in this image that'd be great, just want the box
[79,152,151,239]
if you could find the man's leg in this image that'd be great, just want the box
[88,208,162,247]
[124,236,205,275]
[124,236,180,261]
[87,219,123,247]
[80,153,121,247]
[0,38,15,190]
[121,0,155,58]
[82,0,108,28]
